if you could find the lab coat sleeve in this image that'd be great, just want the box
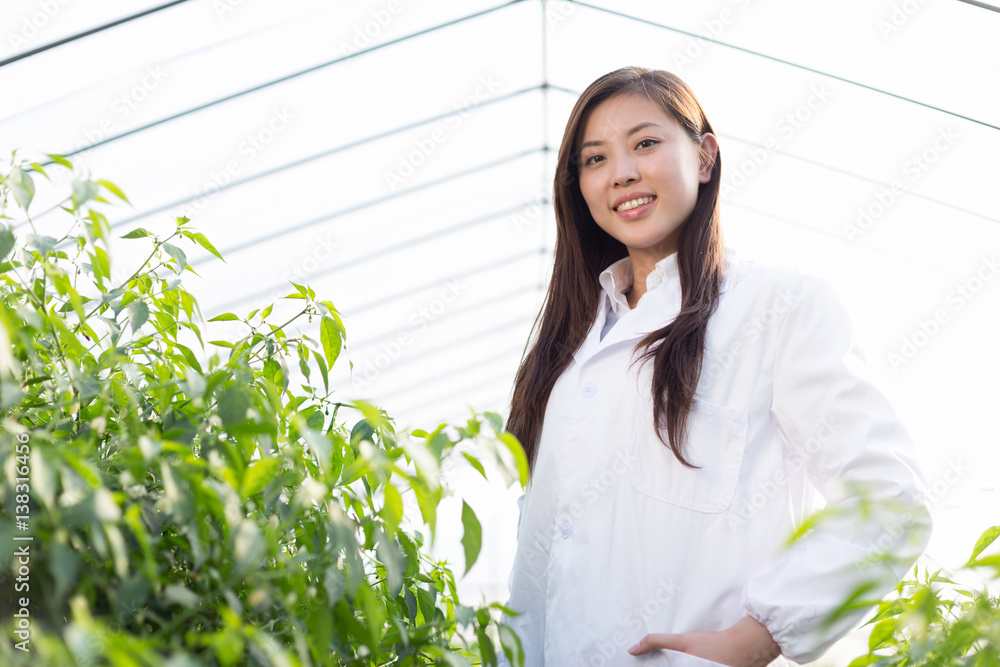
[740,276,933,663]
[497,482,550,667]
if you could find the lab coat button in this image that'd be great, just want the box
[581,382,597,399]
[560,519,572,538]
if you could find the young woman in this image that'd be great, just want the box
[498,67,932,667]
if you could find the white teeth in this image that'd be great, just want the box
[615,196,654,211]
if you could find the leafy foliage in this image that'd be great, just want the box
[0,154,528,666]
[846,525,1000,666]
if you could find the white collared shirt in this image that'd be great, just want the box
[499,247,932,667]
[598,253,678,341]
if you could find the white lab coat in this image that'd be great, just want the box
[497,248,932,667]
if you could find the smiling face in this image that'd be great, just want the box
[575,93,717,263]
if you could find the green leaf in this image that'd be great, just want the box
[382,482,403,533]
[161,242,187,271]
[376,527,404,597]
[232,520,266,576]
[484,411,505,434]
[498,623,524,667]
[312,349,328,393]
[868,618,896,650]
[49,541,80,602]
[413,481,441,542]
[967,525,1000,564]
[846,655,882,667]
[9,166,35,209]
[461,452,488,480]
[0,382,24,410]
[474,628,494,667]
[218,385,251,428]
[300,424,332,474]
[120,228,150,239]
[967,553,1000,569]
[97,179,130,204]
[127,300,149,333]
[241,457,281,499]
[460,500,482,576]
[188,231,224,262]
[87,210,110,244]
[46,153,73,168]
[0,226,14,263]
[72,179,99,208]
[164,584,200,608]
[46,312,88,357]
[499,432,529,487]
[320,315,343,368]
[208,312,240,322]
[26,234,57,255]
[28,162,49,179]
[89,247,111,282]
[350,419,375,448]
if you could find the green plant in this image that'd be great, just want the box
[847,525,1000,666]
[0,153,528,666]
[774,483,999,664]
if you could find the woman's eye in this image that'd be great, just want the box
[584,154,604,166]
[636,139,658,149]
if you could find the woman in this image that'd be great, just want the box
[498,67,932,667]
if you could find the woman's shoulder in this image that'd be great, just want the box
[723,246,830,301]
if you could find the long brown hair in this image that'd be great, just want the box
[506,66,725,477]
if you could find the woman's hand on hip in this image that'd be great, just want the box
[626,615,781,667]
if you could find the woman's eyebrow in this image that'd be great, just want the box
[578,121,664,150]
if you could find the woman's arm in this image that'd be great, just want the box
[739,276,933,663]
[628,615,781,666]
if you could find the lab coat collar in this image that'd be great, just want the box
[575,251,683,366]
[598,252,681,318]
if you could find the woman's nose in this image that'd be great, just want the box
[614,172,638,187]
[613,158,639,187]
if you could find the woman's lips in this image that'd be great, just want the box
[614,197,656,220]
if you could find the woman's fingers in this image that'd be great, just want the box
[627,632,688,655]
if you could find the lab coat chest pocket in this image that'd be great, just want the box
[629,399,748,513]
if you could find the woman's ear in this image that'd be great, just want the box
[698,133,719,183]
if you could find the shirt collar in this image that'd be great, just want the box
[598,251,680,316]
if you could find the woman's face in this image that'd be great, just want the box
[575,93,717,261]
